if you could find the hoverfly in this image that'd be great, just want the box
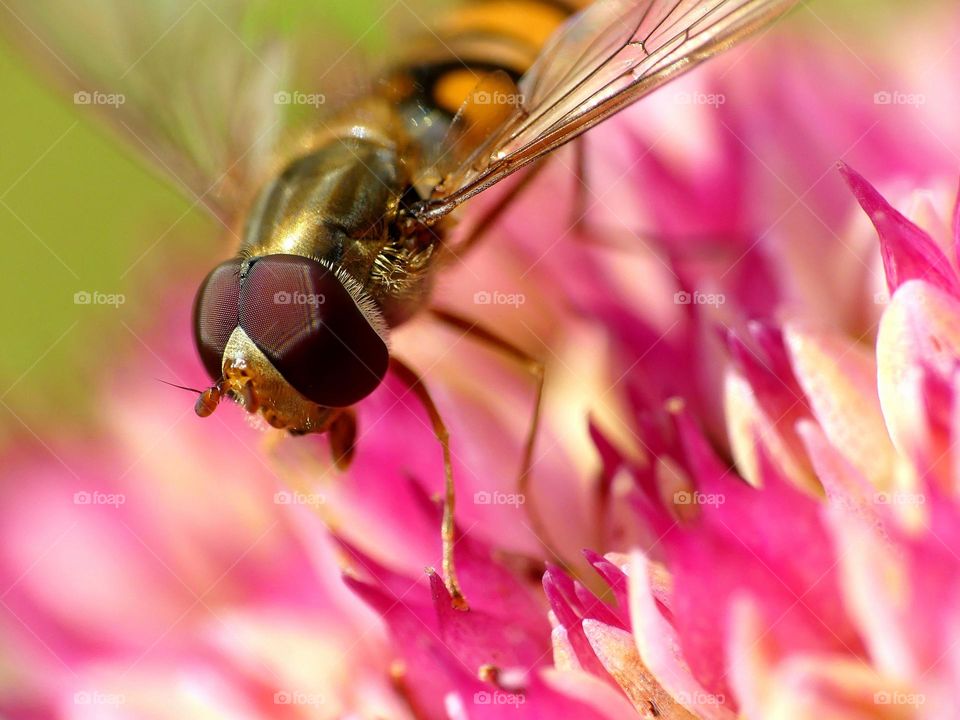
[5,0,797,608]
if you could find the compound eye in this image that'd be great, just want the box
[239,255,389,408]
[193,259,242,380]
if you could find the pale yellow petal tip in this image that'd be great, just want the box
[665,397,686,415]
[784,320,896,490]
[551,625,582,672]
[583,619,689,718]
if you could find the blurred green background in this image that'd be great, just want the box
[0,0,401,438]
[0,36,197,430]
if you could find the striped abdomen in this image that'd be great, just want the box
[383,0,588,119]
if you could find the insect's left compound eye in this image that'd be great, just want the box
[239,255,389,408]
[193,259,242,381]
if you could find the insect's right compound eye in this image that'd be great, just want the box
[193,259,242,381]
[239,255,389,408]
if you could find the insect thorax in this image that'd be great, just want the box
[239,130,441,328]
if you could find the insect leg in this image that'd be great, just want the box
[446,137,625,258]
[428,308,565,571]
[570,135,591,231]
[448,157,551,259]
[567,137,676,252]
[388,356,468,611]
[328,408,358,470]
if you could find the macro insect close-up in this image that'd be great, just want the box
[3,0,960,718]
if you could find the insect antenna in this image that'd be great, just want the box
[154,378,205,394]
[154,377,224,418]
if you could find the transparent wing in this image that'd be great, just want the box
[0,0,364,224]
[415,0,798,222]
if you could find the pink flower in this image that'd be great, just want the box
[554,167,960,718]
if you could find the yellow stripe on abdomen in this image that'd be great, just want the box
[387,0,586,116]
[439,0,571,50]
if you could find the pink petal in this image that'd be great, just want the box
[582,619,691,717]
[583,550,631,629]
[953,176,960,267]
[839,162,960,297]
[726,322,811,421]
[876,279,960,475]
[658,410,862,700]
[824,512,918,680]
[537,668,640,719]
[728,598,890,720]
[796,420,878,525]
[629,553,735,720]
[543,566,610,680]
[784,319,896,490]
[723,368,817,492]
[454,669,634,720]
[429,571,548,671]
[344,573,476,719]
